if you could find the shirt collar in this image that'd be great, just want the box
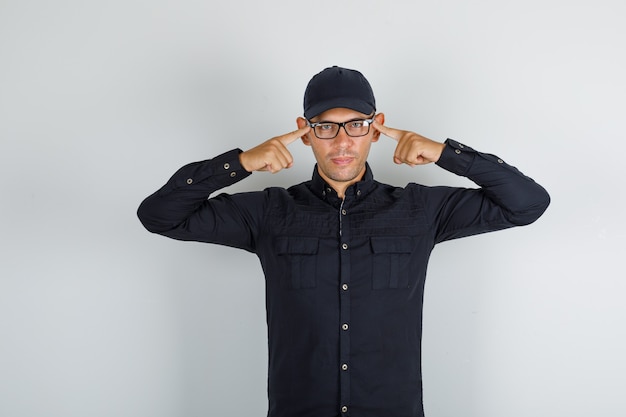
[309,163,376,203]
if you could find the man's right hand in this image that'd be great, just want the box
[239,126,311,174]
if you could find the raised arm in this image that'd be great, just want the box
[137,126,310,250]
[372,121,550,242]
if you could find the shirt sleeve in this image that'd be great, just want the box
[137,149,265,252]
[429,138,551,243]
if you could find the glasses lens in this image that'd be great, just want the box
[344,120,370,137]
[314,123,340,139]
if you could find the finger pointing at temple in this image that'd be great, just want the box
[240,126,311,173]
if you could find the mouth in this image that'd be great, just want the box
[330,156,356,166]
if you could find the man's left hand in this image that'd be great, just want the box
[372,121,445,166]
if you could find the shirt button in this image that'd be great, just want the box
[342,243,348,250]
[342,323,349,331]
[356,190,361,196]
[341,363,348,371]
[326,187,332,193]
[230,172,237,177]
[459,143,465,148]
[341,209,347,215]
[497,158,504,164]
[341,283,348,291]
[186,178,193,184]
[341,406,348,413]
[223,163,230,170]
[455,149,461,154]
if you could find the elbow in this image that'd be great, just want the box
[508,189,551,226]
[137,199,168,234]
[137,205,157,234]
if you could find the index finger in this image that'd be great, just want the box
[278,125,311,146]
[372,121,400,141]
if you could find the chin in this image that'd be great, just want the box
[329,170,361,183]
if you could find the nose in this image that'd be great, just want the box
[333,127,353,148]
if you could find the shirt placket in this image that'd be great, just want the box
[338,196,352,415]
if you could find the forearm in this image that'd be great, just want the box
[436,139,550,226]
[137,149,251,235]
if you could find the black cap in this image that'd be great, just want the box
[303,66,376,119]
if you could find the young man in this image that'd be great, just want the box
[138,66,550,417]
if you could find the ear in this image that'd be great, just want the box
[371,113,385,143]
[296,117,312,146]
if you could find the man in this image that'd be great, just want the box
[137,66,550,417]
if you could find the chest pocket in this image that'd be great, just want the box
[370,236,413,290]
[275,237,319,289]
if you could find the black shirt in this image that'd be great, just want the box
[138,139,550,417]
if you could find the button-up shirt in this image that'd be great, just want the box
[137,139,550,417]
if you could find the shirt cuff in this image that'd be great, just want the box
[435,138,476,176]
[170,148,252,190]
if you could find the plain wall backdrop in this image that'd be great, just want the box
[1,0,624,416]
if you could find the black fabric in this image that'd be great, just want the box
[138,138,550,417]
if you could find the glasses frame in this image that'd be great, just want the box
[306,116,376,140]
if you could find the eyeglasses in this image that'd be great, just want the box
[306,117,375,139]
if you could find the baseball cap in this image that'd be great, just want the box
[303,66,376,120]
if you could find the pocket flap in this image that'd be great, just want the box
[276,237,319,255]
[370,236,413,254]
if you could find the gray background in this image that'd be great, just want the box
[1,0,624,416]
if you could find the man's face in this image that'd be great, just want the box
[297,108,384,190]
